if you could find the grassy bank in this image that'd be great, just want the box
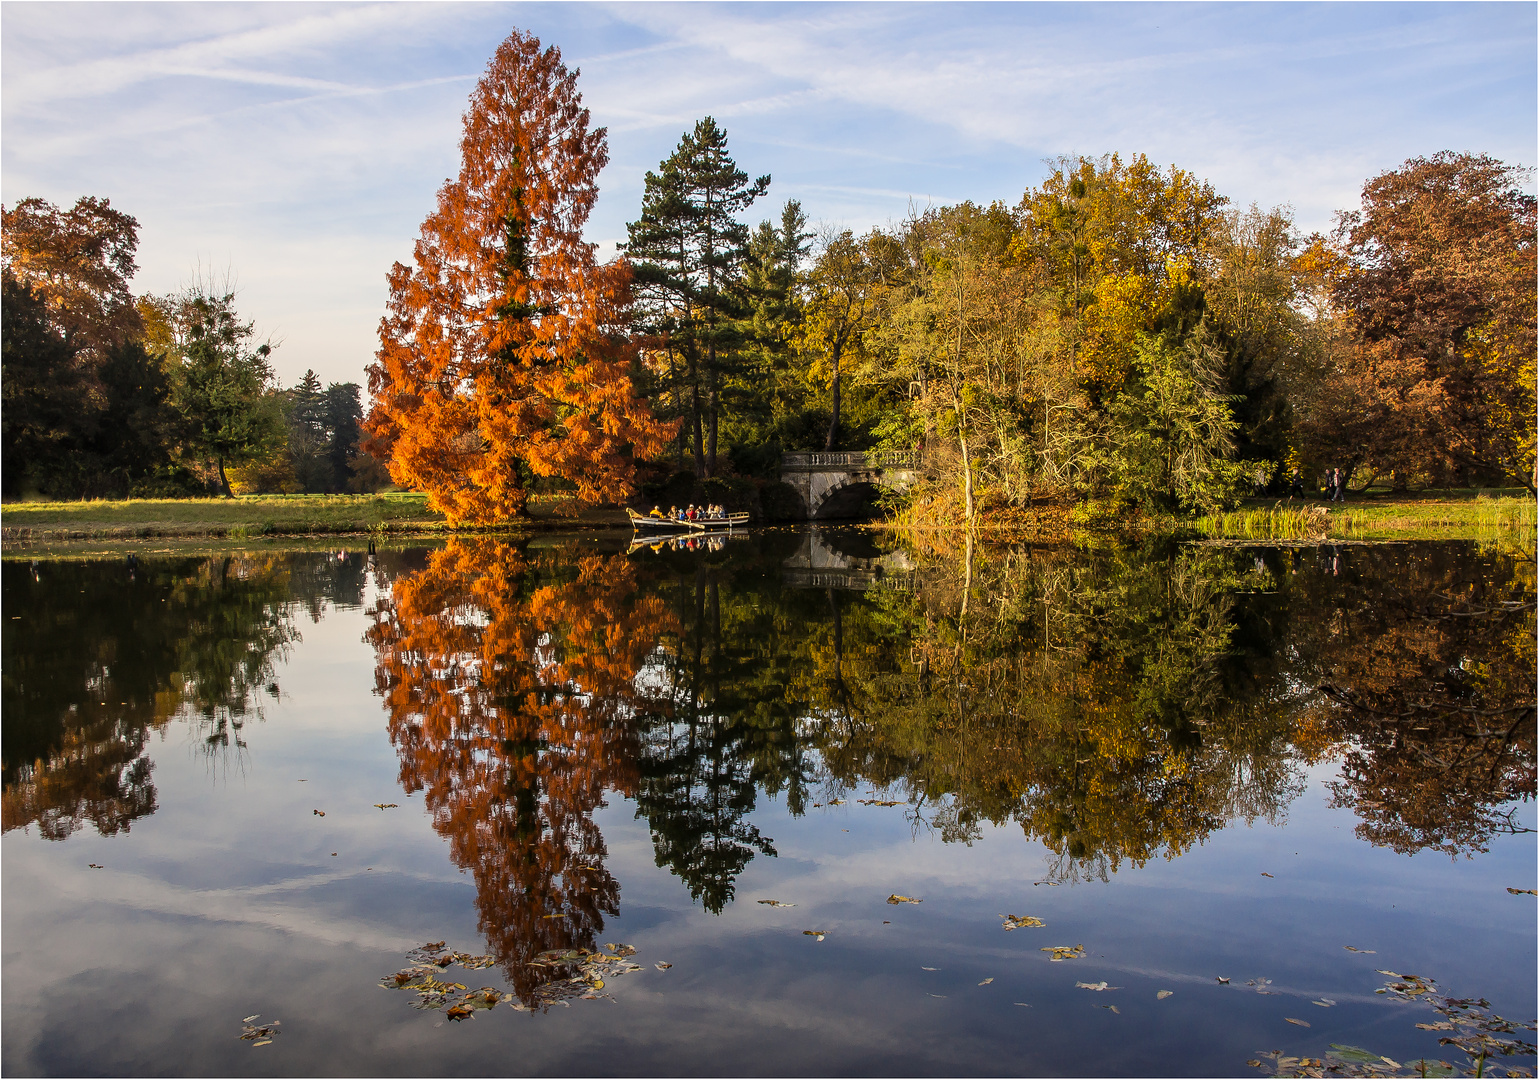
[1192,491,1536,542]
[0,491,634,545]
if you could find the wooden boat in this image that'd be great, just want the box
[627,508,750,533]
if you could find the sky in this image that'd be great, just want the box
[3,1,1535,389]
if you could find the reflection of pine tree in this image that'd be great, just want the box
[635,570,778,914]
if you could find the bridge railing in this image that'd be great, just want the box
[781,450,920,470]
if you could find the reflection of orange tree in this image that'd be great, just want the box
[1295,543,1536,856]
[365,539,677,999]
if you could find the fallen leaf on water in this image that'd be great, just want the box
[859,799,903,807]
[654,962,671,970]
[1032,880,1061,887]
[1041,945,1085,961]
[1098,1005,1120,1014]
[1157,990,1174,1000]
[603,944,637,958]
[1286,1017,1311,1027]
[1506,887,1538,896]
[828,799,844,806]
[331,853,337,857]
[756,899,795,907]
[803,930,826,942]
[1343,945,1376,953]
[373,803,398,810]
[1215,976,1230,984]
[921,966,939,971]
[887,895,922,905]
[1076,981,1119,991]
[1260,872,1274,878]
[239,1017,282,1044]
[87,863,103,869]
[1001,914,1044,930]
[1312,998,1336,1008]
[1013,1002,1031,1007]
[312,810,325,817]
[978,978,994,986]
[445,1005,473,1021]
[928,994,946,999]
[1415,1022,1455,1032]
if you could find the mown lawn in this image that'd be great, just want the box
[0,492,448,540]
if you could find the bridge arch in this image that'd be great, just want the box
[779,451,919,520]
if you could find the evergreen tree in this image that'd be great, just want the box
[624,117,769,476]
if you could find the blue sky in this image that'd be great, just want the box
[3,2,1534,388]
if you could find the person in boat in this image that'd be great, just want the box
[648,505,664,518]
[669,505,680,521]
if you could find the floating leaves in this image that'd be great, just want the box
[921,966,939,971]
[1041,945,1085,961]
[887,895,922,905]
[803,930,826,942]
[1076,981,1119,991]
[1343,945,1376,954]
[1313,998,1337,1008]
[87,863,102,869]
[1098,1005,1121,1014]
[1216,977,1231,984]
[1032,879,1062,887]
[1001,914,1044,931]
[373,803,399,810]
[1286,1017,1312,1027]
[1507,888,1538,896]
[1260,872,1274,878]
[1157,990,1174,1000]
[654,962,672,971]
[757,899,795,908]
[1247,978,1276,995]
[312,810,326,817]
[859,799,903,807]
[380,940,646,1017]
[238,1016,281,1046]
[978,978,994,986]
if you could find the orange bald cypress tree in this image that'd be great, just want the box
[365,30,672,523]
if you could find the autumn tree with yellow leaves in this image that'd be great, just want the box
[365,30,673,523]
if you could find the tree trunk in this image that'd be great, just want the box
[217,456,234,498]
[691,382,705,476]
[824,344,842,452]
[706,370,719,477]
[958,410,974,522]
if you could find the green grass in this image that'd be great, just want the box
[1,493,449,541]
[0,490,637,546]
[1193,492,1537,542]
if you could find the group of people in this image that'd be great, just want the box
[648,503,728,523]
[1279,467,1348,501]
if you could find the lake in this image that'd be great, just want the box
[2,528,1534,1077]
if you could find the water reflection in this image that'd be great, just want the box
[0,554,329,838]
[361,531,1535,970]
[365,540,677,1000]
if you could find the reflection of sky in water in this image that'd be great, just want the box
[2,541,1533,1076]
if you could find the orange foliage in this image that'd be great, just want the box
[365,30,673,523]
[365,539,678,999]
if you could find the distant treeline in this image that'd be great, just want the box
[0,197,388,500]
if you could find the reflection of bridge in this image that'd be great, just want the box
[781,529,915,592]
[780,451,919,520]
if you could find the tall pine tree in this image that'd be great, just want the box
[624,118,768,476]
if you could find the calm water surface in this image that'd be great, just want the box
[3,529,1534,1077]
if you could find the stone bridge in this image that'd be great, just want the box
[781,528,916,592]
[779,450,919,519]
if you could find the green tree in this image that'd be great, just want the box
[624,117,769,476]
[171,291,285,497]
[285,369,333,492]
[0,271,91,497]
[1107,333,1246,514]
